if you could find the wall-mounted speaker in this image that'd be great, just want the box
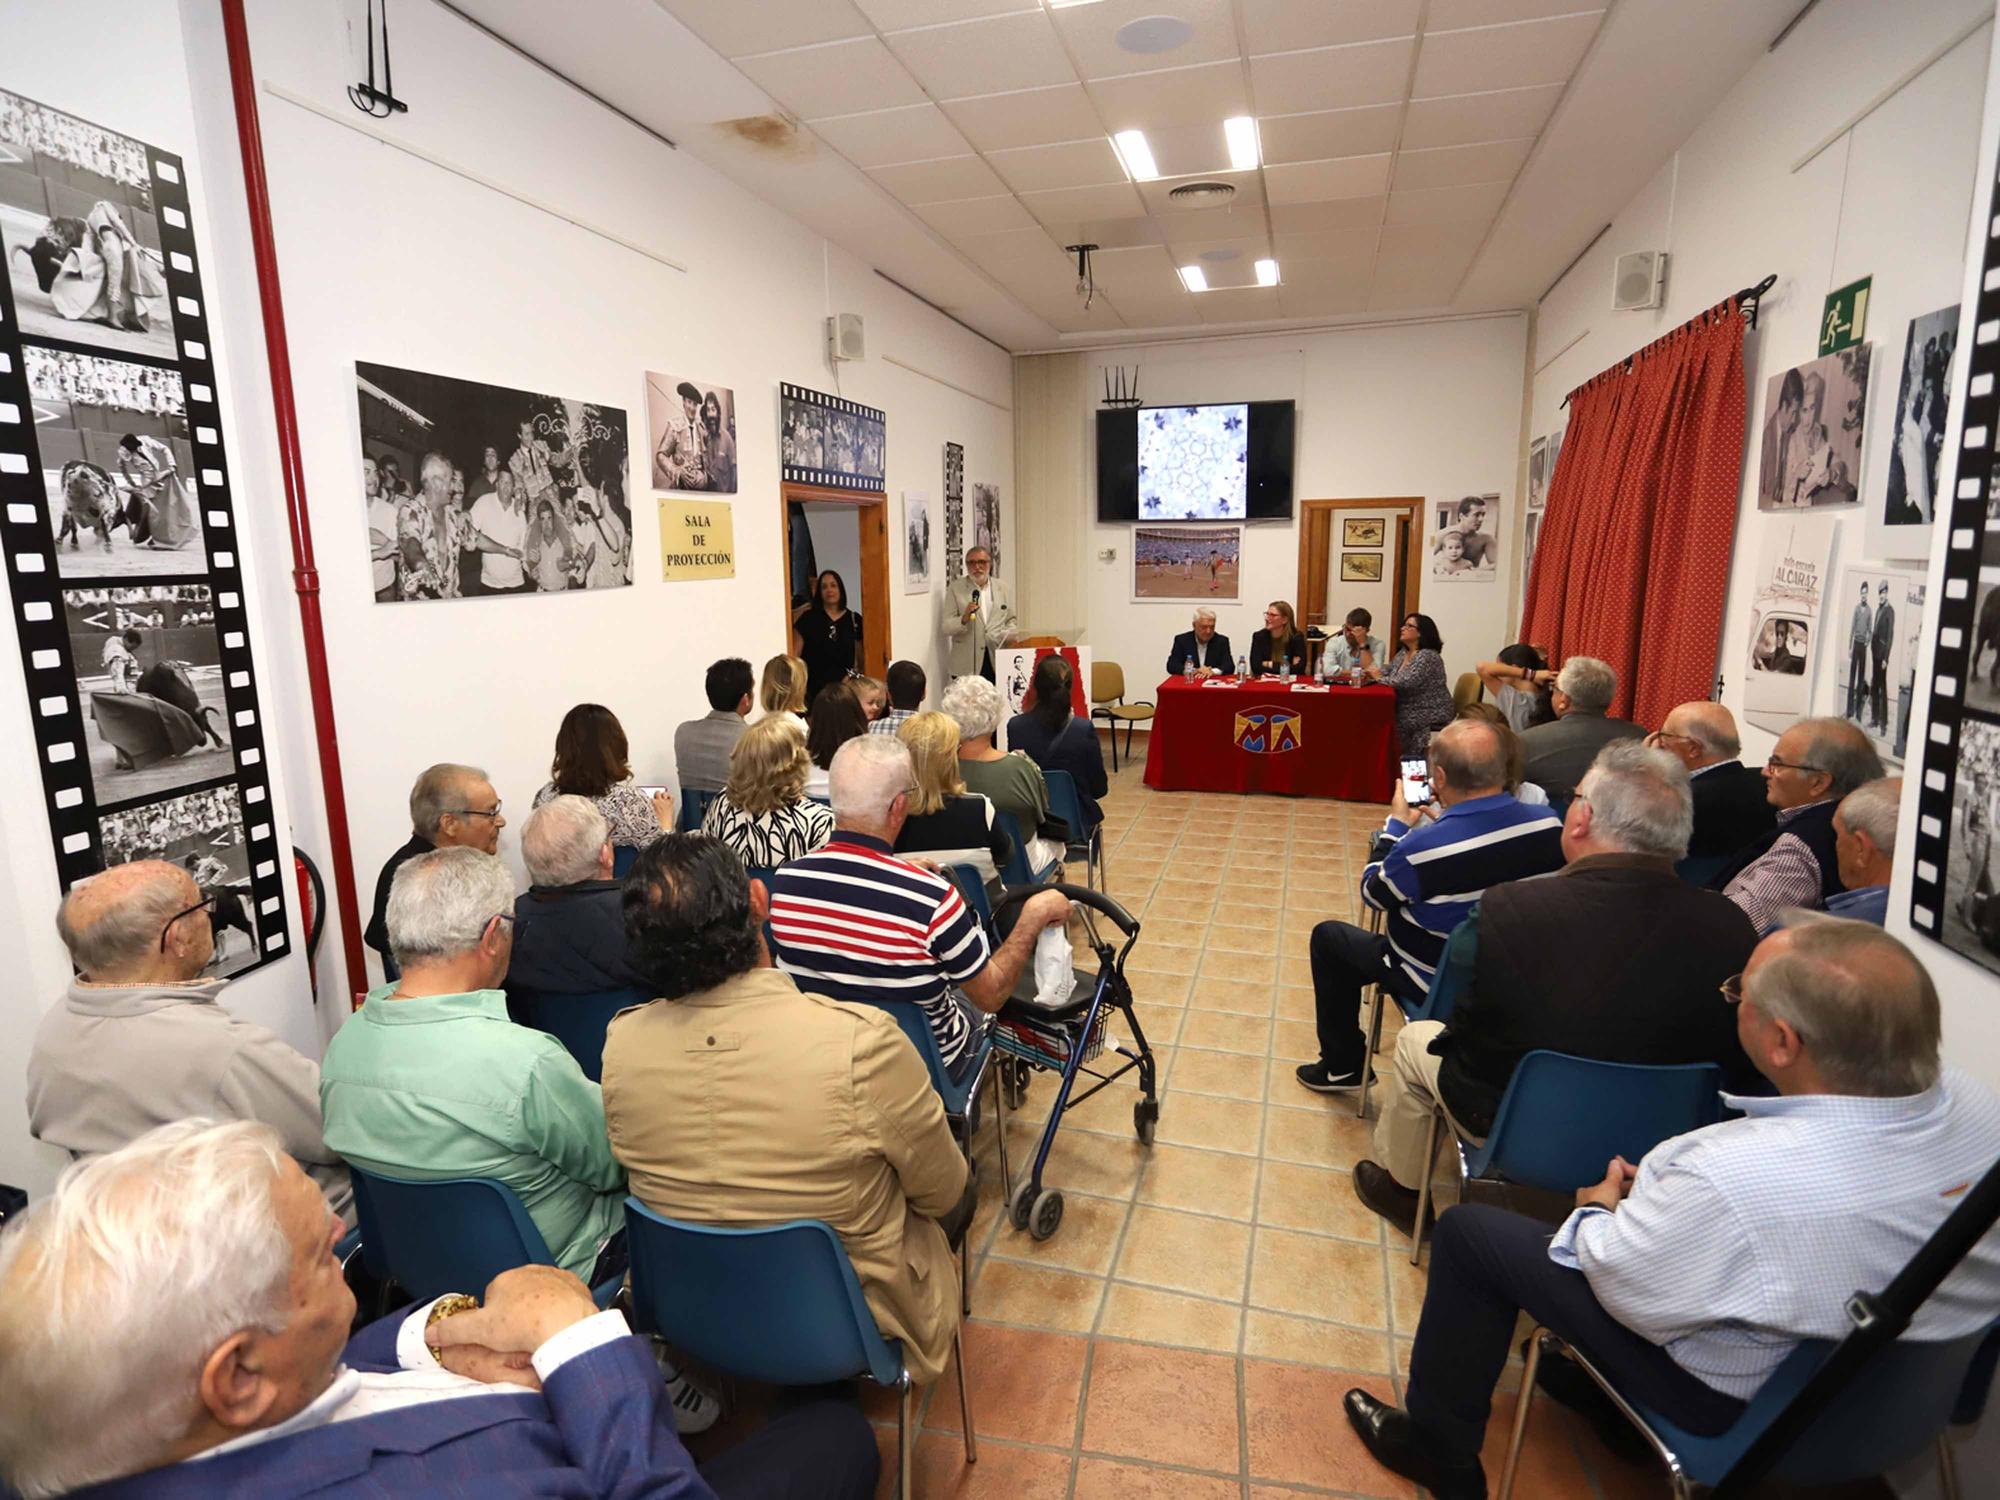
[826,312,866,363]
[1612,250,1667,311]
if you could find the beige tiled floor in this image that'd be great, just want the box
[850,745,1685,1499]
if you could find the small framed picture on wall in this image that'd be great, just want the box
[1342,517,1385,547]
[1340,552,1383,583]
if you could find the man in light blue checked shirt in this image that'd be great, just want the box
[1343,919,2000,1500]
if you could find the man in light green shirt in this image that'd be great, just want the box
[320,846,626,1281]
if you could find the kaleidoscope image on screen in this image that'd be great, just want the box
[1137,404,1248,520]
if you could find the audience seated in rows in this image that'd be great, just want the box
[1518,656,1644,804]
[1473,642,1554,733]
[1649,700,1775,873]
[365,761,504,964]
[870,658,925,736]
[701,714,835,867]
[768,736,1070,1080]
[943,673,1065,872]
[1352,740,1760,1235]
[674,654,753,794]
[1346,921,2000,1500]
[895,710,1014,879]
[1299,717,1565,1095]
[0,1121,872,1499]
[530,702,671,853]
[27,859,353,1221]
[1828,775,1900,925]
[505,795,645,1007]
[804,681,869,798]
[1005,653,1109,828]
[1711,715,1884,933]
[1322,607,1385,677]
[602,835,973,1385]
[755,652,807,733]
[1165,606,1233,678]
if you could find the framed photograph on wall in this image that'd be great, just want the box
[1741,514,1836,735]
[1341,552,1383,583]
[1342,516,1385,547]
[1867,304,1958,560]
[1821,564,1924,766]
[1431,492,1500,580]
[971,480,1001,573]
[645,372,736,493]
[780,383,883,491]
[1132,524,1239,602]
[1527,436,1549,512]
[903,489,932,594]
[1755,346,1871,510]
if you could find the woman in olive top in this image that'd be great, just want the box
[940,674,1063,875]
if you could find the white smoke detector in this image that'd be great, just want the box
[1612,250,1667,311]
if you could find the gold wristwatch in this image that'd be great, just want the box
[424,1292,480,1365]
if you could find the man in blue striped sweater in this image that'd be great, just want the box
[1297,718,1566,1093]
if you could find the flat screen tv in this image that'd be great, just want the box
[1096,400,1296,522]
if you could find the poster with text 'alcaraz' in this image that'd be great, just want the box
[1742,514,1835,736]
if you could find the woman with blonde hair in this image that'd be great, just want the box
[756,653,808,732]
[1248,599,1308,677]
[701,714,834,867]
[893,711,1014,880]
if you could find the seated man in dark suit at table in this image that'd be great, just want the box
[1647,700,1774,881]
[1166,606,1232,678]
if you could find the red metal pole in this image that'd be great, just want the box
[220,0,370,1007]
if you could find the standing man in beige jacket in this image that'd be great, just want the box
[941,546,1017,682]
[602,834,971,1384]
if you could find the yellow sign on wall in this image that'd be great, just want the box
[658,499,735,580]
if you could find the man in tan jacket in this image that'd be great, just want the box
[601,833,970,1384]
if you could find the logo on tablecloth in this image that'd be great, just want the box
[1233,706,1302,754]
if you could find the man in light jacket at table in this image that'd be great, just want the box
[942,545,1017,681]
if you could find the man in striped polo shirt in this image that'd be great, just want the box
[769,735,1071,1078]
[1297,718,1565,1094]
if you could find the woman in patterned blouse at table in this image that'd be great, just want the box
[531,702,672,850]
[701,714,836,868]
[1365,612,1455,757]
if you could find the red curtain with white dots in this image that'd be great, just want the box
[1521,299,1747,731]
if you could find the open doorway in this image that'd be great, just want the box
[1296,497,1423,663]
[779,483,890,692]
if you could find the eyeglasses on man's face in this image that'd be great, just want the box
[1719,973,1746,1006]
[1764,756,1822,776]
[160,893,218,953]
[448,801,504,820]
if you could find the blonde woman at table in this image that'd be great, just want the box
[1248,600,1309,677]
[1365,612,1454,756]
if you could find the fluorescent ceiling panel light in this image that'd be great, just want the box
[1224,116,1260,171]
[1112,129,1159,181]
[1179,264,1208,293]
[1255,258,1279,286]
[1045,1,1104,8]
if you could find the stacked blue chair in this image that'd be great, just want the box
[1042,769,1103,891]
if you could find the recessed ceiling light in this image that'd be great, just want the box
[1116,15,1195,53]
[1179,264,1208,293]
[1224,116,1259,172]
[1044,0,1105,9]
[1255,258,1279,287]
[1112,129,1159,181]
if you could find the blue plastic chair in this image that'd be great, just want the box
[947,862,997,930]
[623,1201,974,1500]
[676,788,716,833]
[1407,1051,1725,1263]
[509,984,652,1083]
[1042,769,1103,890]
[1674,850,1732,887]
[612,845,639,878]
[991,809,1058,886]
[1356,915,1474,1119]
[349,1167,621,1308]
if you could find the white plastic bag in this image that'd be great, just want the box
[1032,922,1076,1008]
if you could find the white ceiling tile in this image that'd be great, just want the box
[884,10,1076,99]
[1399,83,1561,148]
[940,84,1107,150]
[1278,277,1372,319]
[1088,244,1185,296]
[1144,123,1239,179]
[1241,0,1422,55]
[1425,0,1605,31]
[1020,180,1150,228]
[1258,105,1402,164]
[1166,233,1275,269]
[1136,170,1266,216]
[952,224,1068,270]
[1086,61,1251,133]
[1270,196,1386,232]
[1264,153,1393,204]
[662,0,872,59]
[1390,136,1532,191]
[853,0,1037,30]
[1249,37,1417,116]
[1369,226,1481,307]
[1269,228,1378,267]
[987,137,1128,193]
[739,38,927,118]
[916,196,1042,237]
[1411,12,1602,99]
[810,103,974,167]
[1194,286,1284,322]
[1041,298,1130,332]
[1153,202,1271,246]
[1384,179,1510,225]
[1103,292,1200,327]
[1054,0,1240,80]
[869,154,1009,204]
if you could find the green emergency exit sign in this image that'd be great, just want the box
[1820,276,1870,355]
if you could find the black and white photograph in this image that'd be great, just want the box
[357,361,632,602]
[1523,510,1542,588]
[98,784,259,975]
[779,383,884,491]
[645,371,736,493]
[903,489,932,594]
[1742,514,1834,734]
[1875,304,1958,557]
[1756,345,1871,510]
[1966,525,2000,719]
[971,480,1000,573]
[943,440,965,581]
[1940,718,2000,978]
[1527,436,1549,512]
[0,88,173,361]
[30,346,203,578]
[64,584,229,805]
[1823,565,1923,766]
[1431,493,1500,579]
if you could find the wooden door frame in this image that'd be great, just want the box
[780,482,891,681]
[1296,498,1424,657]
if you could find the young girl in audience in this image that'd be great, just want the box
[756,654,808,734]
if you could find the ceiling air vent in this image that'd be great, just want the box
[1168,180,1235,207]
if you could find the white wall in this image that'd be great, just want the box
[1078,316,1528,690]
[799,504,863,624]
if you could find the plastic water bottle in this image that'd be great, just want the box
[1237,653,1249,679]
[1315,654,1329,686]
[1183,657,1195,684]
[1280,655,1293,684]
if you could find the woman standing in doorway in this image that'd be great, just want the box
[791,568,863,707]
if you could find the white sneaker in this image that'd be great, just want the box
[654,1347,723,1434]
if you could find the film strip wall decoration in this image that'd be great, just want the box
[778,382,885,492]
[0,86,287,978]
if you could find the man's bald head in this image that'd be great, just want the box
[1745,921,1940,1096]
[1428,717,1509,801]
[1661,701,1740,764]
[55,861,203,982]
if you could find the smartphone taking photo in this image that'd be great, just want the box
[1399,758,1433,808]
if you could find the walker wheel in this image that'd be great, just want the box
[1029,1189,1065,1242]
[1134,1097,1158,1146]
[1008,1179,1037,1232]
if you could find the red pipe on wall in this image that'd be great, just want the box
[220,0,370,1008]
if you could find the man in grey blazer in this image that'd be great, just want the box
[942,545,1018,680]
[1518,655,1645,805]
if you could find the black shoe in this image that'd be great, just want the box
[1295,1060,1371,1094]
[1353,1159,1433,1239]
[1344,1390,1486,1499]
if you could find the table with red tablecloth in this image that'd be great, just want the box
[1141,677,1399,801]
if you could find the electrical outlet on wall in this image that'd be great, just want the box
[1098,547,1118,562]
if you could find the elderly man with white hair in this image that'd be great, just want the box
[504,794,646,1010]
[27,859,351,1221]
[1826,775,1901,925]
[1518,655,1646,805]
[1166,606,1233,678]
[767,735,1071,1079]
[0,1120,876,1499]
